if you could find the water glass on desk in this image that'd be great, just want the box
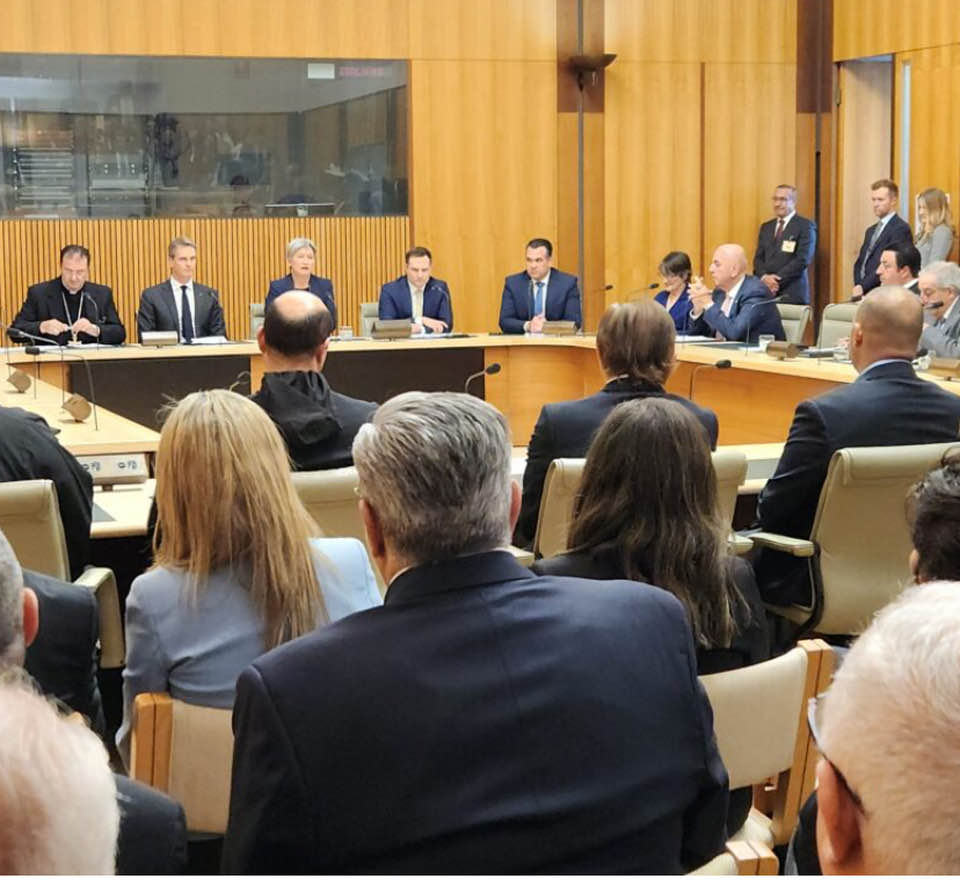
[757,334,774,353]
[339,326,354,340]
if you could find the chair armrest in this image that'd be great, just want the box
[506,544,535,568]
[731,533,754,555]
[75,566,126,669]
[749,532,815,557]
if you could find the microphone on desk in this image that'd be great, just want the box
[688,359,732,402]
[742,295,786,354]
[464,363,501,395]
[924,300,945,312]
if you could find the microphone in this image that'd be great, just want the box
[464,362,501,394]
[924,300,945,311]
[688,359,732,401]
[742,294,785,353]
[78,290,105,348]
[426,282,451,332]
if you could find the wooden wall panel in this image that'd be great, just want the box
[410,59,558,334]
[834,0,960,62]
[604,61,702,299]
[702,63,797,272]
[607,0,797,63]
[0,217,408,341]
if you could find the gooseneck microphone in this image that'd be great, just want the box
[742,294,785,353]
[688,359,732,401]
[464,363,501,394]
[924,300,945,311]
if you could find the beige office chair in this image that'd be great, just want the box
[130,693,234,834]
[700,639,833,848]
[249,302,265,340]
[690,841,779,875]
[360,302,379,337]
[776,304,811,345]
[752,442,960,638]
[534,452,750,560]
[816,302,858,349]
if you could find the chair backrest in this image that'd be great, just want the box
[130,693,233,834]
[249,302,265,340]
[776,303,811,345]
[360,301,379,337]
[0,479,70,580]
[817,302,858,349]
[533,451,746,560]
[810,441,960,635]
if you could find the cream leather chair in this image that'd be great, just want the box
[360,302,379,337]
[130,692,234,834]
[776,303,811,345]
[534,452,750,560]
[249,302,265,340]
[816,302,858,349]
[690,841,779,875]
[699,640,833,848]
[752,442,960,638]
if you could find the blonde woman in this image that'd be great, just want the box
[916,187,955,268]
[116,389,380,763]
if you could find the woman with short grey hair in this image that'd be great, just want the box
[265,236,338,327]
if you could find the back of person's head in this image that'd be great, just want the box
[352,391,512,564]
[154,388,326,647]
[262,290,334,357]
[596,300,675,386]
[853,285,922,360]
[0,676,119,874]
[907,449,960,582]
[0,529,24,666]
[817,581,960,874]
[568,398,746,649]
[888,241,921,277]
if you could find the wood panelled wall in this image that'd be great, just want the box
[833,0,960,61]
[0,217,408,339]
[604,0,798,301]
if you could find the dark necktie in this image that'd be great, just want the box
[180,285,193,343]
[774,219,784,243]
[534,281,545,316]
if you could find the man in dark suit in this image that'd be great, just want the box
[852,179,913,299]
[0,406,93,580]
[251,290,375,471]
[753,184,817,304]
[378,245,453,333]
[499,237,581,333]
[877,242,921,294]
[688,244,785,343]
[223,391,728,874]
[9,245,126,346]
[0,531,188,874]
[756,286,960,607]
[137,236,226,342]
[514,299,718,549]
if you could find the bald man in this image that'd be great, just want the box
[687,244,784,343]
[251,290,376,470]
[756,286,960,607]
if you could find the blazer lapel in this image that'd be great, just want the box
[162,285,180,329]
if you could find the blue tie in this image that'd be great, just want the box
[534,281,545,316]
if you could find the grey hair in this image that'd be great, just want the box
[352,391,513,564]
[821,581,960,874]
[0,529,24,664]
[286,237,318,261]
[922,260,960,295]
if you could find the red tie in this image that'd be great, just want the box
[774,219,784,243]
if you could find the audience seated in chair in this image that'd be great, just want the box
[251,290,376,470]
[514,299,718,548]
[755,286,960,607]
[222,392,729,874]
[117,389,381,765]
[0,528,187,874]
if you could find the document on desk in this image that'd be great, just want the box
[676,334,720,344]
[188,335,231,345]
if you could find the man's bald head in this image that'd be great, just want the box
[851,286,923,369]
[260,290,334,363]
[709,244,748,291]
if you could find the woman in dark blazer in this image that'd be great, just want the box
[653,250,693,333]
[265,237,337,329]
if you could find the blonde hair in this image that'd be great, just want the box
[153,389,327,648]
[916,188,954,242]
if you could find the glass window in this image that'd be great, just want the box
[0,54,407,219]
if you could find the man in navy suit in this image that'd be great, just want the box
[137,236,227,342]
[688,244,785,343]
[223,391,729,874]
[499,237,581,333]
[876,242,921,294]
[756,287,960,607]
[378,246,453,333]
[753,184,817,305]
[852,179,913,299]
[10,245,126,346]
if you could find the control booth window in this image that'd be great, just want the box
[0,54,407,219]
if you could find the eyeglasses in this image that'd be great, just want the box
[807,693,866,814]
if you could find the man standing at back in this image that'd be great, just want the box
[223,391,728,874]
[753,184,817,304]
[251,290,375,470]
[499,237,581,333]
[756,286,960,606]
[852,179,912,299]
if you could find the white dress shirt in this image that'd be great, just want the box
[169,277,197,341]
[525,271,551,332]
[407,280,424,324]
